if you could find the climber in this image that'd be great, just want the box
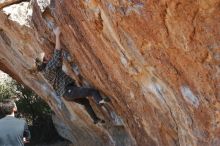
[35,27,107,124]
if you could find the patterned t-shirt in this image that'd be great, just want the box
[42,50,74,96]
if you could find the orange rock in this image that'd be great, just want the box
[0,0,219,146]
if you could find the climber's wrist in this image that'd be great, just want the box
[55,35,61,50]
[55,34,60,38]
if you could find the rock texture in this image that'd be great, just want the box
[0,0,220,146]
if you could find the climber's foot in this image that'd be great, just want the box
[98,97,110,105]
[99,99,106,105]
[103,96,111,102]
[99,99,110,106]
[94,118,105,124]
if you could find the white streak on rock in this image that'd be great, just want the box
[110,111,124,126]
[62,64,68,73]
[3,2,32,26]
[72,64,80,75]
[180,86,199,108]
[120,55,128,66]
[41,83,62,109]
[130,91,135,100]
[126,3,144,15]
[147,82,165,103]
[36,0,50,12]
[108,3,115,12]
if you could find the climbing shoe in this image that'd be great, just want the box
[98,97,110,105]
[94,118,105,124]
[99,99,108,106]
[103,96,111,102]
[98,99,107,105]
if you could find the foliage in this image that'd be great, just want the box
[0,75,64,144]
[0,77,17,100]
[0,76,51,125]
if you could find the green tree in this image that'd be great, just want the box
[0,77,17,100]
[0,75,64,145]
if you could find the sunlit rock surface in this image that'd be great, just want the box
[0,0,219,146]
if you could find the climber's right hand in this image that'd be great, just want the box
[53,27,61,36]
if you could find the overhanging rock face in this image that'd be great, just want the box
[0,0,220,146]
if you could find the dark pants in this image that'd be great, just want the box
[63,86,102,121]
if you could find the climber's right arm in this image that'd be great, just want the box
[45,27,62,71]
[54,27,61,51]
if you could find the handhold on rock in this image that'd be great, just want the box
[101,103,124,126]
[63,50,72,62]
[72,64,80,76]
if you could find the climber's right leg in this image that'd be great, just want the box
[74,98,105,124]
[63,86,104,104]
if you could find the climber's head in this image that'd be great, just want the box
[35,58,46,72]
[42,54,52,63]
[35,53,52,71]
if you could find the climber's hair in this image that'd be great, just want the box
[0,98,16,115]
[35,57,47,72]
